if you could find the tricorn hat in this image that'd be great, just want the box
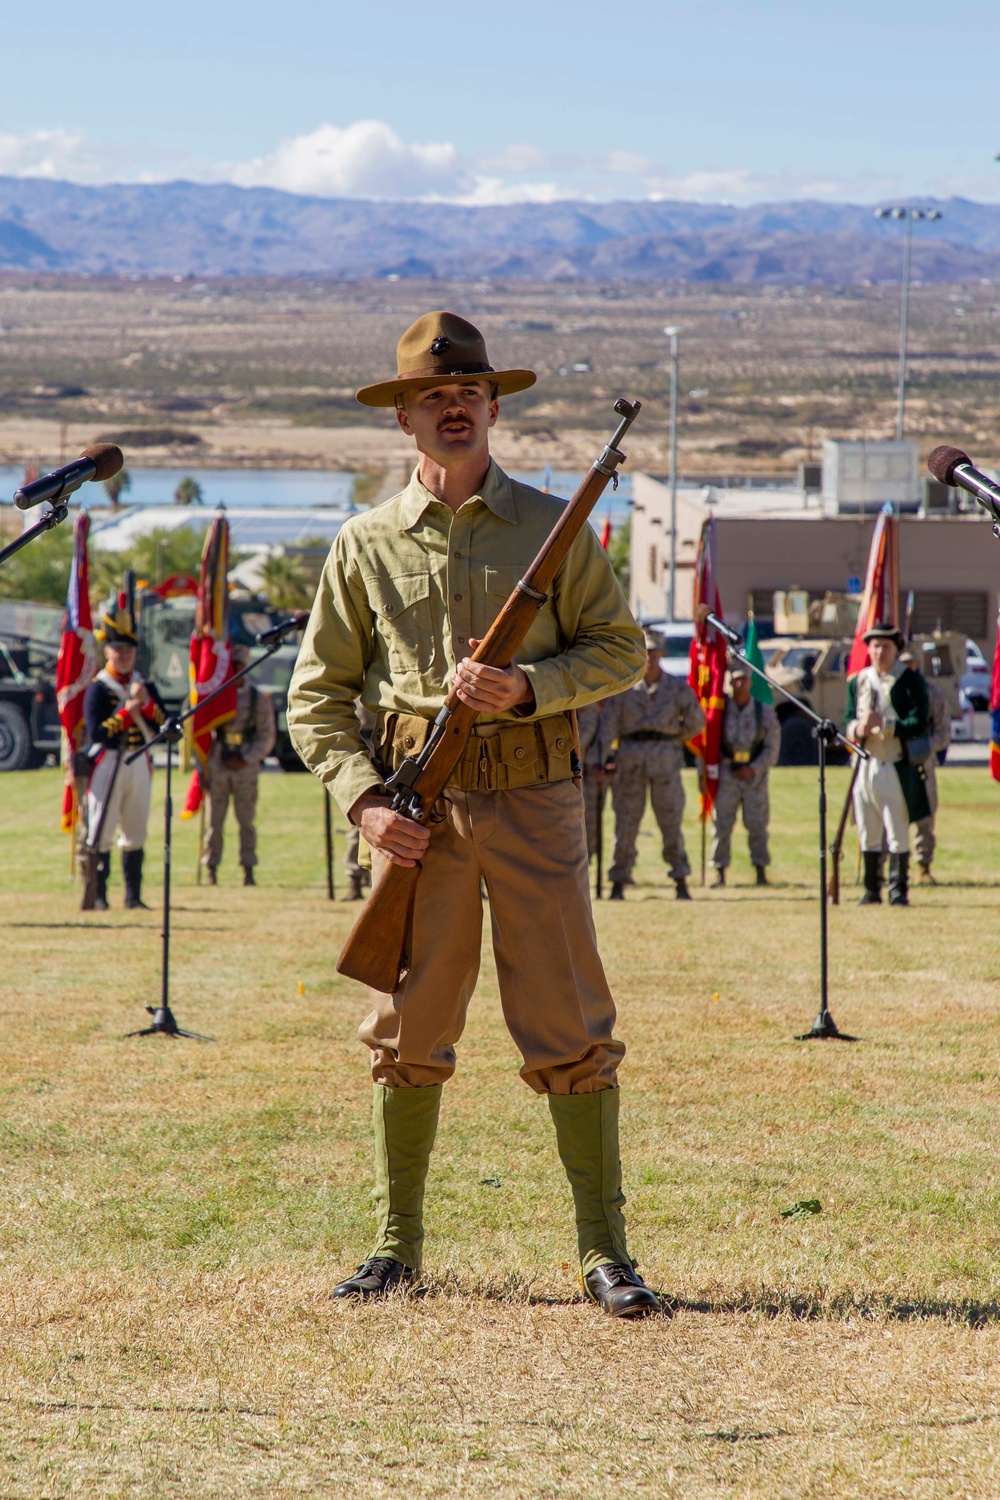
[355,311,536,408]
[862,620,905,649]
[95,590,137,646]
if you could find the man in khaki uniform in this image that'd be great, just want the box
[710,658,781,887]
[288,312,657,1317]
[202,644,276,886]
[600,629,705,901]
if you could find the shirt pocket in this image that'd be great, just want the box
[365,570,434,675]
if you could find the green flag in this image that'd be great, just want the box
[744,617,772,704]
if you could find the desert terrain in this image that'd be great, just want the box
[1,274,999,480]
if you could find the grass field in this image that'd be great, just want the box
[2,762,999,1498]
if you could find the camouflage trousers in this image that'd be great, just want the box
[203,760,260,869]
[912,757,939,867]
[608,743,689,884]
[581,767,606,860]
[711,765,771,870]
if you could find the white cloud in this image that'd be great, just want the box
[231,120,471,199]
[0,120,993,207]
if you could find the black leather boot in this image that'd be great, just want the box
[122,849,149,910]
[675,879,691,901]
[94,852,110,912]
[858,851,883,905]
[242,865,255,887]
[584,1263,661,1318]
[888,852,910,906]
[710,868,726,889]
[755,864,769,887]
[331,1257,414,1300]
[609,882,625,901]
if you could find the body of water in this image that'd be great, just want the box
[0,465,632,516]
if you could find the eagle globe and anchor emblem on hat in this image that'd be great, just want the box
[355,311,537,407]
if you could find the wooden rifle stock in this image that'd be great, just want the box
[337,397,641,991]
[827,756,861,905]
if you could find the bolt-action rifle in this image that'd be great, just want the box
[337,398,642,993]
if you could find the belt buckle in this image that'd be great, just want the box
[733,749,751,764]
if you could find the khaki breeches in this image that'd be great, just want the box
[711,767,771,869]
[360,780,624,1094]
[87,751,151,853]
[203,761,260,868]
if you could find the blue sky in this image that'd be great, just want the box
[3,0,1000,203]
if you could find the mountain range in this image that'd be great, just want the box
[2,178,1000,283]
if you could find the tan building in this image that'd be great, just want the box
[630,472,998,654]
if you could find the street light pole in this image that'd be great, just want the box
[874,206,942,440]
[664,325,680,621]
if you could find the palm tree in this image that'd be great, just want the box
[104,469,131,509]
[173,476,203,506]
[259,552,311,611]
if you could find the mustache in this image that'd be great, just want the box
[437,415,473,430]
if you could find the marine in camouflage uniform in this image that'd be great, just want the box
[202,644,276,886]
[710,658,781,887]
[601,629,705,900]
[907,668,951,883]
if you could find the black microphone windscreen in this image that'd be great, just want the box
[927,445,970,486]
[80,443,123,482]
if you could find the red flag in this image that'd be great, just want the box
[846,503,900,679]
[56,513,98,831]
[182,516,237,818]
[989,601,1000,784]
[600,516,612,550]
[687,518,728,817]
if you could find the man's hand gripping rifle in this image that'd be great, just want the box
[337,398,642,994]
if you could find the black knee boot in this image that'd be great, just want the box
[888,852,910,907]
[859,851,883,905]
[122,849,149,910]
[94,852,111,912]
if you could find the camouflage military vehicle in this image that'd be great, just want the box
[762,590,964,765]
[0,603,63,771]
[136,589,305,771]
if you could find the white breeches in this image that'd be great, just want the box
[853,757,909,855]
[87,750,152,853]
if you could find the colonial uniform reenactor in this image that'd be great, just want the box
[846,622,931,907]
[202,644,276,886]
[576,700,605,860]
[899,657,951,884]
[83,595,165,910]
[710,657,781,887]
[287,311,657,1317]
[600,628,705,901]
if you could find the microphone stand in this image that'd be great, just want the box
[124,623,301,1040]
[0,502,70,567]
[706,613,868,1043]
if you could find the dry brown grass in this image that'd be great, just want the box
[2,763,999,1496]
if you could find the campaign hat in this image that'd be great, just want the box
[642,628,665,652]
[355,311,536,408]
[728,656,751,679]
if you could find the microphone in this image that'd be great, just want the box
[13,443,123,511]
[255,611,309,645]
[927,445,1000,527]
[705,611,740,645]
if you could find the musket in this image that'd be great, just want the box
[827,756,861,905]
[337,397,642,993]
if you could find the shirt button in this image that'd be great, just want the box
[454,592,462,602]
[403,735,415,749]
[384,604,394,616]
[457,636,466,644]
[453,551,462,559]
[514,746,526,760]
[555,737,565,750]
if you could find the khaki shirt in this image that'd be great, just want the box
[287,460,645,817]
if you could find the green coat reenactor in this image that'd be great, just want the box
[287,312,658,1317]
